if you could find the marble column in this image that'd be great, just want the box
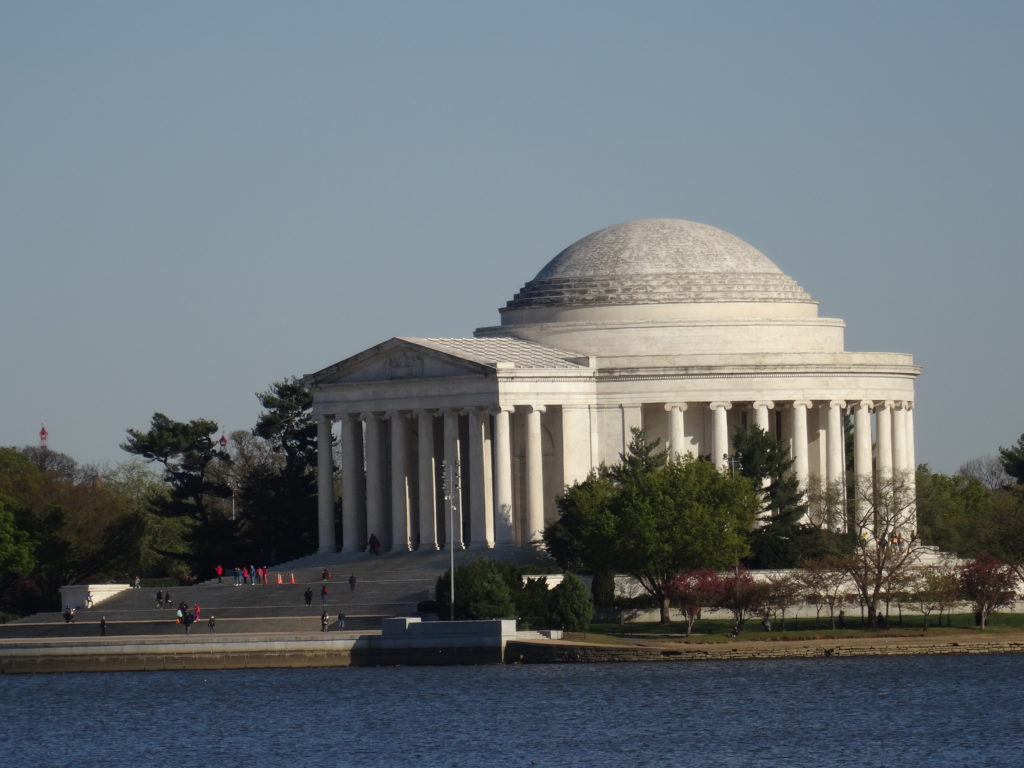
[316,414,336,553]
[852,400,874,529]
[416,410,438,551]
[388,411,411,552]
[710,402,732,471]
[363,412,386,548]
[492,406,515,546]
[905,401,917,532]
[826,400,846,488]
[443,408,463,550]
[340,414,365,553]
[826,400,847,531]
[876,400,894,482]
[526,405,546,544]
[665,403,687,459]
[753,401,774,433]
[561,404,592,485]
[791,400,812,494]
[468,407,494,548]
[893,402,908,477]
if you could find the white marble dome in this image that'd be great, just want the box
[503,218,813,310]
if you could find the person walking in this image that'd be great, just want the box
[208,615,216,634]
[349,574,357,592]
[99,616,107,636]
[320,585,329,605]
[337,612,345,631]
[155,589,164,609]
[304,587,313,606]
[320,611,329,632]
[215,564,223,583]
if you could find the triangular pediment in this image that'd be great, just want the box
[304,338,494,386]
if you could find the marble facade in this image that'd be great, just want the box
[303,219,919,553]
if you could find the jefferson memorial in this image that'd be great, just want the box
[304,219,919,553]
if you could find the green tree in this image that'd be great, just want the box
[916,466,996,556]
[998,434,1024,485]
[0,492,35,591]
[435,557,519,620]
[0,447,154,610]
[237,380,322,562]
[733,426,848,568]
[731,425,805,525]
[121,413,233,576]
[546,572,592,631]
[545,430,758,623]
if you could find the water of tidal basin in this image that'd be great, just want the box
[2,654,1022,768]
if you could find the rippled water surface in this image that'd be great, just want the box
[3,654,1023,767]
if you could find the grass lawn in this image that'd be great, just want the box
[578,611,1024,644]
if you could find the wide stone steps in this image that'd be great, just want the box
[1,548,553,641]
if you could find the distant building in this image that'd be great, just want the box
[304,219,919,553]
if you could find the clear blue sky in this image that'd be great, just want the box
[2,1,1021,474]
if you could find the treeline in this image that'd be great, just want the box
[533,428,1024,629]
[0,379,323,613]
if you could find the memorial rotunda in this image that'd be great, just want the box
[304,218,919,553]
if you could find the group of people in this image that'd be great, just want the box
[320,611,346,632]
[305,574,357,606]
[172,600,216,634]
[877,531,913,551]
[230,565,270,586]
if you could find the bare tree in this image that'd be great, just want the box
[837,471,922,628]
[957,455,1013,491]
[907,563,961,630]
[798,556,848,629]
[763,573,803,631]
[961,556,1018,630]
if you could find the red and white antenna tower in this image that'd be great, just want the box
[39,423,49,451]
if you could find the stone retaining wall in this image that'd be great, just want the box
[504,639,1024,664]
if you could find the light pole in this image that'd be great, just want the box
[441,460,460,619]
[723,451,743,477]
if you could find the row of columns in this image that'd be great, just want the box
[317,405,550,554]
[319,398,916,553]
[665,398,916,521]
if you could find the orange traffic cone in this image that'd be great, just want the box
[276,573,283,585]
[290,573,295,584]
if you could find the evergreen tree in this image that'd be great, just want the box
[998,434,1024,485]
[121,413,233,576]
[435,557,519,620]
[239,379,321,562]
[546,572,592,631]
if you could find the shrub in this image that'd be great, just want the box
[435,557,519,620]
[547,572,593,631]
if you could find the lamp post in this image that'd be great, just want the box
[441,460,460,619]
[724,451,743,477]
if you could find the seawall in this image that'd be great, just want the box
[506,637,1024,663]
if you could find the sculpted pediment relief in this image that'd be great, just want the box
[309,340,489,385]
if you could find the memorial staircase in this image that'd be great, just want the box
[0,548,554,641]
